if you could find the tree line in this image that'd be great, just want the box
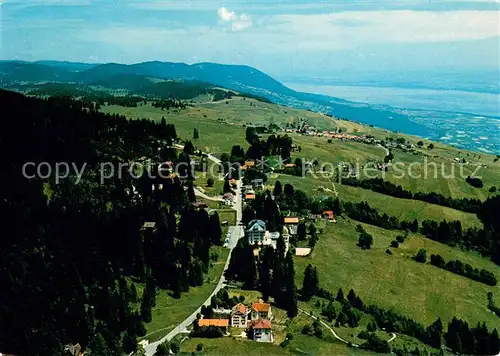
[341,177,482,213]
[429,254,497,286]
[245,127,293,161]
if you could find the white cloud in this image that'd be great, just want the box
[217,6,252,31]
[263,10,500,49]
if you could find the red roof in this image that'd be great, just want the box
[323,210,335,219]
[252,302,270,312]
[249,319,272,329]
[232,303,248,314]
[198,319,229,327]
[284,217,299,224]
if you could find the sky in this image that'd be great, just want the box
[0,0,499,81]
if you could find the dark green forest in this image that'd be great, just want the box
[0,90,223,355]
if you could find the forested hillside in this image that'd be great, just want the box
[0,90,223,355]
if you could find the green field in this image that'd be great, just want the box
[141,246,229,342]
[269,174,482,229]
[294,218,500,329]
[101,94,500,351]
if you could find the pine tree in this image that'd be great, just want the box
[193,128,199,139]
[274,180,282,197]
[284,251,298,318]
[223,179,231,193]
[187,182,196,203]
[336,288,345,302]
[322,301,336,322]
[301,264,319,300]
[121,329,137,354]
[130,283,138,303]
[347,289,356,302]
[297,223,307,241]
[208,212,222,245]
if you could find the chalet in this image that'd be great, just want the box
[251,302,272,320]
[198,319,229,332]
[245,160,256,168]
[245,193,256,200]
[248,320,273,343]
[247,220,266,244]
[231,303,250,328]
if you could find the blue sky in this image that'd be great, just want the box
[1,0,499,80]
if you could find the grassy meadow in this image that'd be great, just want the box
[294,218,500,329]
[268,174,482,229]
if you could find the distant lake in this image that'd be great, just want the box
[285,83,500,118]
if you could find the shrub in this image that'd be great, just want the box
[391,240,399,248]
[415,249,427,263]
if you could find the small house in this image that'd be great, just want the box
[231,303,250,328]
[295,247,312,257]
[248,319,273,343]
[245,193,256,200]
[251,302,272,320]
[322,210,335,221]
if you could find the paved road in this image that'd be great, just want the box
[173,144,221,165]
[193,188,223,202]
[144,180,243,356]
[388,332,397,343]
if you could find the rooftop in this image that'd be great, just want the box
[232,303,249,314]
[249,319,272,329]
[284,217,299,224]
[198,319,229,327]
[295,247,312,256]
[252,302,270,312]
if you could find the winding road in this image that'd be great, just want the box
[298,309,357,347]
[298,309,397,347]
[144,180,243,356]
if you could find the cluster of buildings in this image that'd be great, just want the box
[198,302,274,343]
